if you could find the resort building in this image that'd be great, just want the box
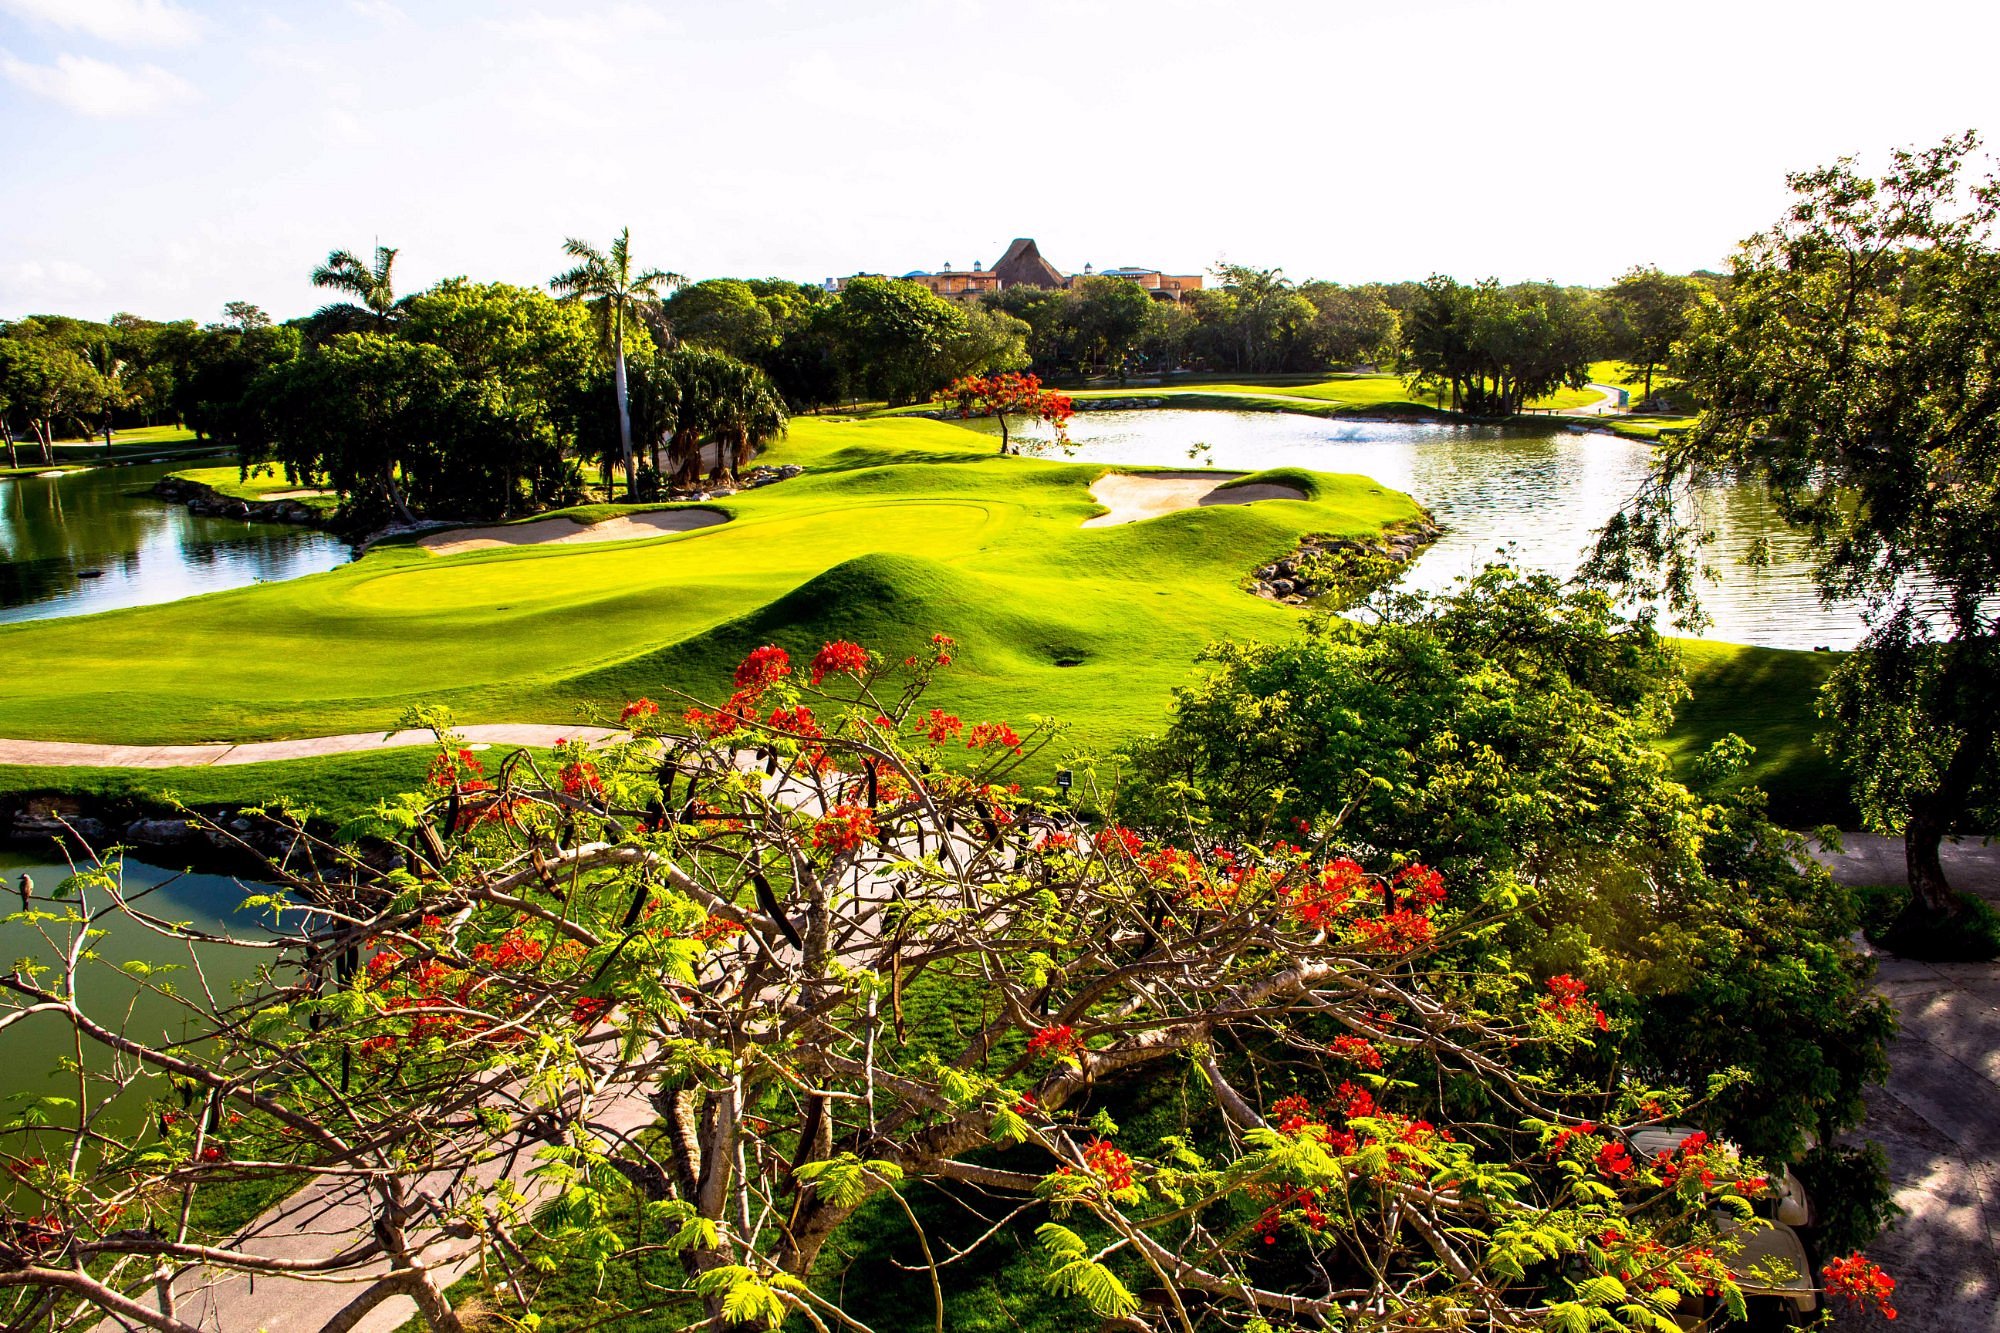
[828,238,1204,303]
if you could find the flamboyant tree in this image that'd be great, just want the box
[0,640,1901,1331]
[936,371,1074,454]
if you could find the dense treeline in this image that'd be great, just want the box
[0,249,1716,506]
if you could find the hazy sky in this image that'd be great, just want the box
[3,0,1995,322]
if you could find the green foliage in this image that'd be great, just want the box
[1033,1223,1139,1319]
[1796,1142,1902,1257]
[1124,565,1890,1158]
[1400,275,1599,415]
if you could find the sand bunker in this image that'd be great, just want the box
[260,488,333,500]
[420,507,728,555]
[1082,471,1307,528]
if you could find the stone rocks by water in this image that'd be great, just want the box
[1250,519,1442,606]
[152,476,333,529]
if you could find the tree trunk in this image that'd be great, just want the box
[613,303,636,501]
[383,466,416,527]
[996,413,1010,455]
[3,417,16,469]
[33,419,54,465]
[1643,364,1655,402]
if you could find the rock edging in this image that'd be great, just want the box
[1252,519,1443,606]
[151,476,333,529]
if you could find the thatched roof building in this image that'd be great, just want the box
[991,238,1066,290]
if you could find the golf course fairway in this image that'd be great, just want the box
[0,415,1423,760]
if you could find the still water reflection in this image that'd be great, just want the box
[0,848,277,1142]
[0,459,348,625]
[1023,411,1864,650]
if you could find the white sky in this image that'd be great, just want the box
[3,0,1995,322]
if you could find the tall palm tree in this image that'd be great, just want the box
[311,245,401,329]
[551,229,680,500]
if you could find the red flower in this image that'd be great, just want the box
[560,759,602,798]
[1094,825,1143,859]
[1329,1035,1384,1070]
[1332,1081,1378,1121]
[1392,863,1446,907]
[570,995,613,1026]
[1824,1254,1898,1321]
[1594,1141,1634,1179]
[1026,1024,1082,1060]
[1354,908,1434,954]
[734,644,791,692]
[620,698,659,722]
[966,721,1023,753]
[915,708,963,743]
[812,804,878,854]
[1082,1139,1135,1191]
[808,640,871,686]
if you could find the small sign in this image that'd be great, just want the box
[1055,770,1073,790]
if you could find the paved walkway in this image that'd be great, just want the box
[1564,382,1628,416]
[0,725,622,770]
[1810,834,2000,1331]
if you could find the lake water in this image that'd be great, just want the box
[1018,411,1867,651]
[0,419,1868,649]
[0,458,349,625]
[0,848,279,1146]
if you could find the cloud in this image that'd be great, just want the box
[0,259,109,310]
[0,50,197,116]
[0,0,200,46]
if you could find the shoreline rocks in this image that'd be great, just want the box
[1251,518,1442,606]
[151,476,334,529]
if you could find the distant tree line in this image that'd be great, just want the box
[0,248,1717,499]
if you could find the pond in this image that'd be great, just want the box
[0,458,350,625]
[1017,411,1867,651]
[0,848,280,1149]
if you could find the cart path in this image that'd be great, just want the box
[1811,833,2000,1332]
[0,725,625,769]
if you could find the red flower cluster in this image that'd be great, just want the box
[470,928,545,970]
[1094,825,1143,860]
[735,644,791,690]
[1026,1023,1083,1060]
[966,721,1023,753]
[1824,1253,1898,1321]
[812,804,878,853]
[1354,908,1435,954]
[559,758,602,798]
[809,640,870,686]
[1392,863,1446,907]
[1594,1141,1635,1179]
[619,698,658,722]
[1540,973,1611,1031]
[427,746,488,792]
[1329,1035,1384,1069]
[915,708,962,742]
[1280,858,1366,929]
[1082,1139,1134,1191]
[767,704,822,738]
[904,633,956,669]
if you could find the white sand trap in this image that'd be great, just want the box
[1082,471,1308,527]
[260,488,333,500]
[420,507,728,555]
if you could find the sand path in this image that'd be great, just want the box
[419,507,727,555]
[1082,470,1306,528]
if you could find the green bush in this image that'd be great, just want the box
[1796,1142,1901,1257]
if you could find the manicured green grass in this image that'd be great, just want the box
[1662,638,1852,827]
[168,463,342,516]
[0,749,443,826]
[46,424,201,452]
[0,416,1420,771]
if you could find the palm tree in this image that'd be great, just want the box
[311,245,401,329]
[551,229,680,500]
[710,360,787,484]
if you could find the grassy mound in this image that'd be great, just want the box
[1855,882,2000,962]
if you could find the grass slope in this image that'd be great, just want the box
[0,416,1418,769]
[1665,639,1850,826]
